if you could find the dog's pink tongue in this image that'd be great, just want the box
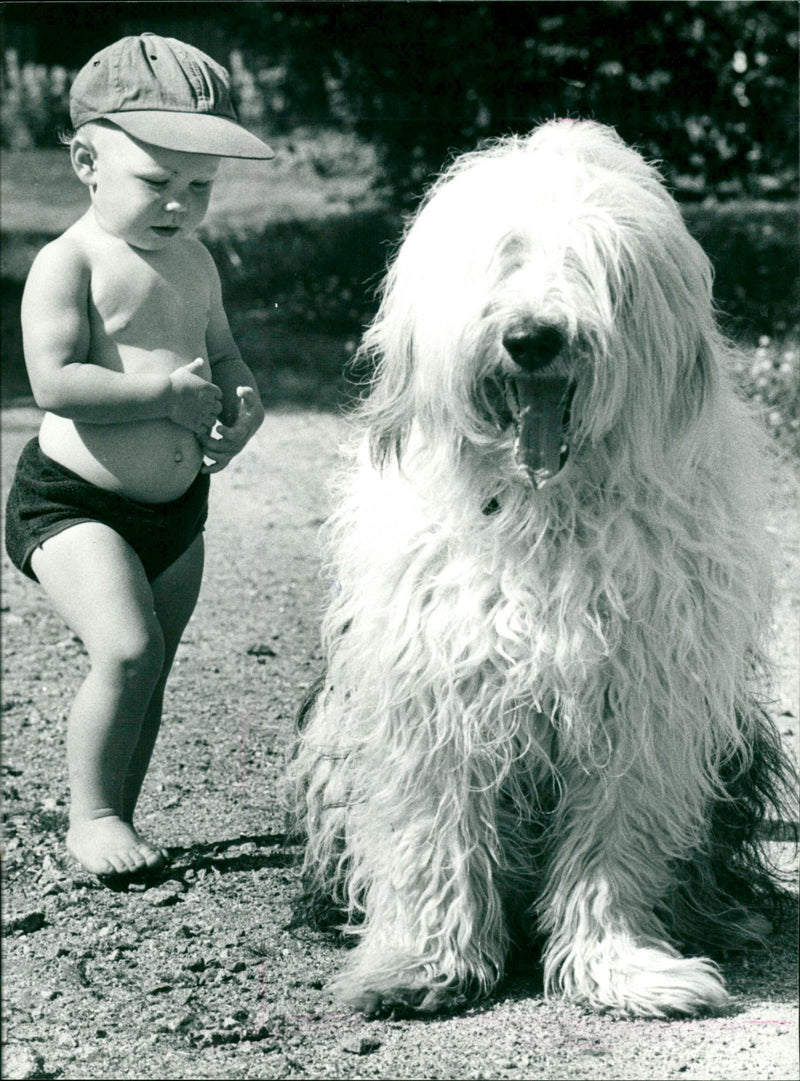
[514,376,571,489]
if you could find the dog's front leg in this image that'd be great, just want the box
[334,755,510,1015]
[538,758,729,1018]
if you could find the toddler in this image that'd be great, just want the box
[5,33,272,877]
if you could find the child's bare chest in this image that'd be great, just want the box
[88,247,211,357]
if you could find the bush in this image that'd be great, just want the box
[683,202,800,342]
[232,0,799,205]
[732,338,800,458]
[1,51,72,149]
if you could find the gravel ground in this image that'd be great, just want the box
[2,405,798,1081]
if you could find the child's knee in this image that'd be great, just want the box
[94,622,166,685]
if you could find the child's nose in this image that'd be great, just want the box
[163,197,186,214]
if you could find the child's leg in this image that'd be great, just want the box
[31,522,167,875]
[121,533,205,822]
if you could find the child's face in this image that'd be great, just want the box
[74,125,220,251]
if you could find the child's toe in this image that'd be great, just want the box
[138,843,167,870]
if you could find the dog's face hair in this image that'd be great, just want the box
[359,121,720,491]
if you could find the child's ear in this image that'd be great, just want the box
[70,135,98,187]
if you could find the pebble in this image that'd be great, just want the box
[6,910,46,935]
[342,1035,382,1055]
[164,1012,194,1032]
[2,1046,46,1080]
[246,642,278,658]
[148,881,186,907]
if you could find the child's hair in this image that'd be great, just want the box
[58,118,110,150]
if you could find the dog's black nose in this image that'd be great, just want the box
[503,326,565,371]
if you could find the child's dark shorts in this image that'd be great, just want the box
[5,438,210,583]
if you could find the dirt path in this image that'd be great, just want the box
[2,406,797,1081]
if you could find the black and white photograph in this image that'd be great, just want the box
[1,3,797,1078]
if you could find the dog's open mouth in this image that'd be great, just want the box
[506,376,573,489]
[501,326,573,490]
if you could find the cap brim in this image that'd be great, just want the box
[100,110,274,159]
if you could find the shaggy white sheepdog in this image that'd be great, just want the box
[290,120,792,1018]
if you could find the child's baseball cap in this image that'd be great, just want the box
[69,32,274,159]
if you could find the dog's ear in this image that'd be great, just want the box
[369,420,412,470]
[356,337,416,470]
[676,335,720,428]
[661,235,723,437]
[615,218,724,443]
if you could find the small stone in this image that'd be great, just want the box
[165,1012,194,1032]
[148,881,186,907]
[246,642,278,658]
[342,1035,382,1055]
[2,1046,46,1080]
[6,910,46,935]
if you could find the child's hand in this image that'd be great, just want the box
[168,358,223,434]
[199,386,262,474]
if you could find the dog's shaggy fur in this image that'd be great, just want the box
[290,119,793,1018]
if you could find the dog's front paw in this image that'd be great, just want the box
[551,941,730,1018]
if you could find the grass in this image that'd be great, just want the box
[730,337,800,459]
[0,130,382,238]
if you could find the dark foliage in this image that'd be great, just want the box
[223,1,799,204]
[4,2,797,200]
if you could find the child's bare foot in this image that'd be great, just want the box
[66,814,167,876]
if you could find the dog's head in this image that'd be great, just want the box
[359,120,723,491]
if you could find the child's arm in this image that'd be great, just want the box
[199,249,265,473]
[22,239,222,433]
